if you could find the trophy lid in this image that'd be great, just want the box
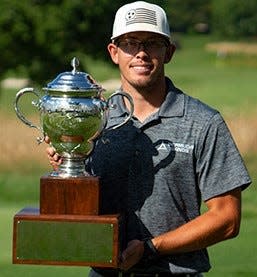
[44,57,103,94]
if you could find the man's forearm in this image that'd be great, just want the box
[152,188,241,255]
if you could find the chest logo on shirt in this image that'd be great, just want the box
[157,142,194,154]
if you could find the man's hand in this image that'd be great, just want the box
[119,240,144,271]
[45,136,62,170]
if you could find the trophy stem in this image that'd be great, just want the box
[50,156,89,177]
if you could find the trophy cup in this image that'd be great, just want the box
[12,57,133,267]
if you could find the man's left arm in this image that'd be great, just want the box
[152,187,241,254]
[120,187,241,270]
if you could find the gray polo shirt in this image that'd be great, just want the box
[88,78,251,274]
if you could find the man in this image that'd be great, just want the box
[47,1,251,276]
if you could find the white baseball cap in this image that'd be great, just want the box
[111,1,171,40]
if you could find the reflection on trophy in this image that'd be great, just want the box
[12,57,133,267]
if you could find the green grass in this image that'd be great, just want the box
[207,218,257,276]
[0,168,42,205]
[205,153,257,276]
[1,34,257,276]
[168,35,257,115]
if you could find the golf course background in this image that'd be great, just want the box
[1,35,257,276]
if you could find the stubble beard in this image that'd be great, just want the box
[121,72,163,95]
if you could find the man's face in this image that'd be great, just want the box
[107,31,175,92]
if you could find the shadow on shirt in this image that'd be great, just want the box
[87,121,175,237]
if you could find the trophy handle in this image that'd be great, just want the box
[107,91,134,130]
[14,87,45,144]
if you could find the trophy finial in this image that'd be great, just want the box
[71,57,79,74]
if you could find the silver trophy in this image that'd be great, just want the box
[14,57,134,177]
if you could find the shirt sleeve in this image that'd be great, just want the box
[196,112,251,201]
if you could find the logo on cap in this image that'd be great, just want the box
[125,8,157,26]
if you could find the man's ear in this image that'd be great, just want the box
[107,43,119,65]
[164,43,176,64]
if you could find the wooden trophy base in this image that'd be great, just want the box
[40,175,100,215]
[13,175,121,267]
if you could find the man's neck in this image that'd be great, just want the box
[121,79,167,123]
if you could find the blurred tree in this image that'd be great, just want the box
[163,0,211,33]
[212,0,257,38]
[0,0,216,86]
[0,0,125,85]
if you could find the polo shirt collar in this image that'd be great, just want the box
[109,77,185,119]
[159,78,185,117]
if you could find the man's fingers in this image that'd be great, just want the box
[46,146,55,157]
[44,135,50,144]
